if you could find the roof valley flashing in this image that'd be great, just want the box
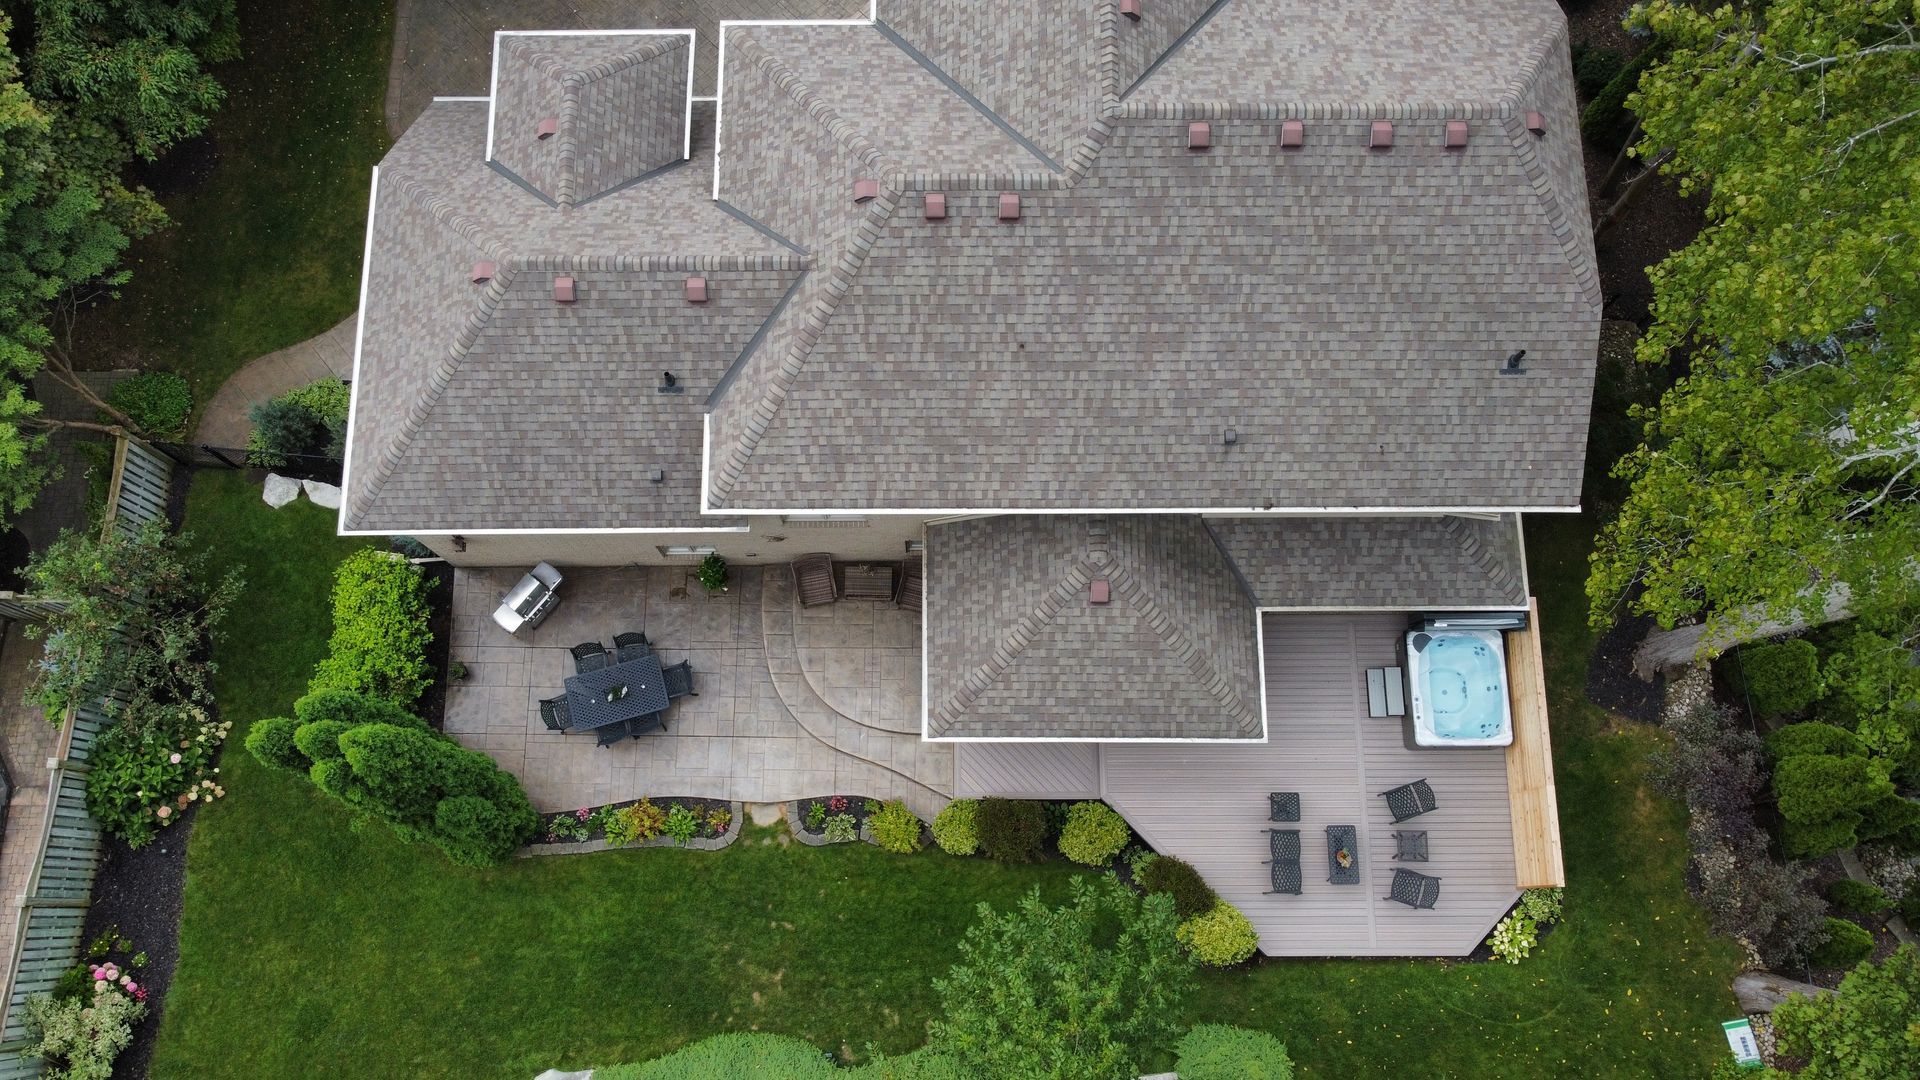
[344,2,1598,533]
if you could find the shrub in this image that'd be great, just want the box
[1138,854,1220,920]
[1517,886,1564,923]
[245,716,308,773]
[107,371,192,440]
[1057,801,1129,867]
[696,553,729,593]
[1579,44,1661,148]
[597,1033,837,1080]
[1771,945,1920,1080]
[930,877,1193,1080]
[84,705,230,846]
[1768,721,1866,761]
[1174,1025,1295,1080]
[309,550,435,706]
[24,990,146,1079]
[292,719,353,765]
[1730,639,1823,719]
[1125,846,1159,881]
[1489,912,1540,963]
[1649,698,1766,832]
[247,378,349,466]
[1808,917,1875,969]
[1826,878,1892,914]
[664,803,700,846]
[931,799,979,855]
[604,799,667,847]
[823,813,858,844]
[975,798,1048,862]
[1688,812,1828,968]
[868,800,924,853]
[1176,901,1260,966]
[1570,43,1626,100]
[1783,814,1866,860]
[294,689,430,731]
[1775,754,1895,824]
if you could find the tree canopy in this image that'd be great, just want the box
[1589,0,1920,657]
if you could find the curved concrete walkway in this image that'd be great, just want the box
[193,315,356,448]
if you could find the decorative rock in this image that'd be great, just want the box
[535,1071,593,1080]
[262,473,301,508]
[302,479,343,509]
[746,801,785,827]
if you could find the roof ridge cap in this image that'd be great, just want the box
[1105,542,1261,736]
[384,170,511,261]
[708,192,897,505]
[1496,20,1602,311]
[346,261,517,528]
[934,556,1097,728]
[728,28,897,175]
[1442,515,1525,604]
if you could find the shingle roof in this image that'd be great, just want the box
[705,0,1599,512]
[1207,515,1529,608]
[926,515,1264,740]
[489,33,692,207]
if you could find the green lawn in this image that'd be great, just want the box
[155,471,1743,1079]
[71,0,392,423]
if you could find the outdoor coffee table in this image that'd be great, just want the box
[1326,825,1360,884]
[565,654,669,731]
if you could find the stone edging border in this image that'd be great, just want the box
[515,800,745,858]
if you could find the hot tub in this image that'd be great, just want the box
[1405,627,1513,748]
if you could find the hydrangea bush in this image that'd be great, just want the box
[84,705,230,846]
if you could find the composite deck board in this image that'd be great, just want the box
[954,741,1101,798]
[1102,612,1519,956]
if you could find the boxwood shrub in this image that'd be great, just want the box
[1057,801,1130,866]
[1175,1024,1295,1080]
[868,800,924,854]
[1767,721,1865,761]
[1826,878,1892,914]
[309,550,435,706]
[1731,639,1823,719]
[245,716,308,773]
[1139,854,1220,919]
[1808,917,1874,969]
[1176,901,1260,966]
[976,798,1048,862]
[931,798,979,855]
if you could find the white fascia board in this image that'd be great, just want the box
[335,165,380,538]
[1253,605,1530,613]
[335,525,752,538]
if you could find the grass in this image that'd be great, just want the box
[154,470,1744,1079]
[70,0,392,425]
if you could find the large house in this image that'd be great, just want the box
[342,0,1593,955]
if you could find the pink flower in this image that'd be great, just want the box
[170,753,182,764]
[93,970,107,982]
[156,806,172,819]
[133,988,148,1001]
[124,981,137,993]
[575,807,591,820]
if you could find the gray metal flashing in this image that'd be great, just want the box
[570,156,690,208]
[1120,0,1236,101]
[872,19,1066,174]
[1201,516,1259,607]
[715,198,808,254]
[707,269,811,410]
[485,159,559,208]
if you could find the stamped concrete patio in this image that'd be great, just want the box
[445,565,951,819]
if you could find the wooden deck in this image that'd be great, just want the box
[1504,598,1565,887]
[1101,612,1521,956]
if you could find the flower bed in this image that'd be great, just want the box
[793,795,882,846]
[523,797,741,856]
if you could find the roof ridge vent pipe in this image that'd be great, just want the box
[1120,0,1142,22]
[852,178,880,203]
[1444,120,1469,149]
[1279,119,1304,148]
[1525,111,1547,136]
[1369,120,1394,149]
[685,275,708,303]
[537,116,559,140]
[470,261,497,283]
[924,191,947,220]
[553,275,576,303]
[1187,121,1211,151]
[998,191,1021,221]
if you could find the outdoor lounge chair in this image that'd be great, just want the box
[613,631,652,663]
[662,659,696,699]
[594,723,627,748]
[570,641,610,674]
[1263,829,1302,895]
[538,694,571,731]
[1380,778,1438,823]
[1385,868,1441,909]
[792,553,838,608]
[893,555,922,613]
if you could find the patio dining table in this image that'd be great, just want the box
[565,654,670,732]
[1326,825,1361,885]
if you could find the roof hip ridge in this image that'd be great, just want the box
[934,557,1098,728]
[727,27,898,176]
[1497,19,1603,311]
[1104,544,1261,737]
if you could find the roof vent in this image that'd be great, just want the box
[685,275,708,304]
[1279,119,1304,148]
[998,192,1021,222]
[1120,0,1142,21]
[650,469,666,484]
[470,261,496,283]
[1500,349,1528,376]
[553,275,576,303]
[660,370,684,395]
[536,116,559,140]
[1222,429,1238,446]
[924,191,947,220]
[852,178,880,203]
[1369,120,1394,149]
[1444,120,1469,149]
[1525,111,1547,136]
[1187,121,1212,150]
[1089,579,1111,605]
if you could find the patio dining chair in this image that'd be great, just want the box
[792,553,838,608]
[1263,828,1302,895]
[893,555,923,613]
[613,631,652,663]
[538,694,572,731]
[571,641,610,674]
[1385,868,1441,909]
[662,659,696,699]
[1380,778,1438,823]
[594,723,627,748]
[628,711,667,739]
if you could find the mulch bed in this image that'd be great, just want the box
[532,795,734,846]
[79,802,199,1080]
[1587,608,1664,724]
[795,794,881,838]
[417,559,454,728]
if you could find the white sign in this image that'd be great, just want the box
[1723,1019,1762,1068]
